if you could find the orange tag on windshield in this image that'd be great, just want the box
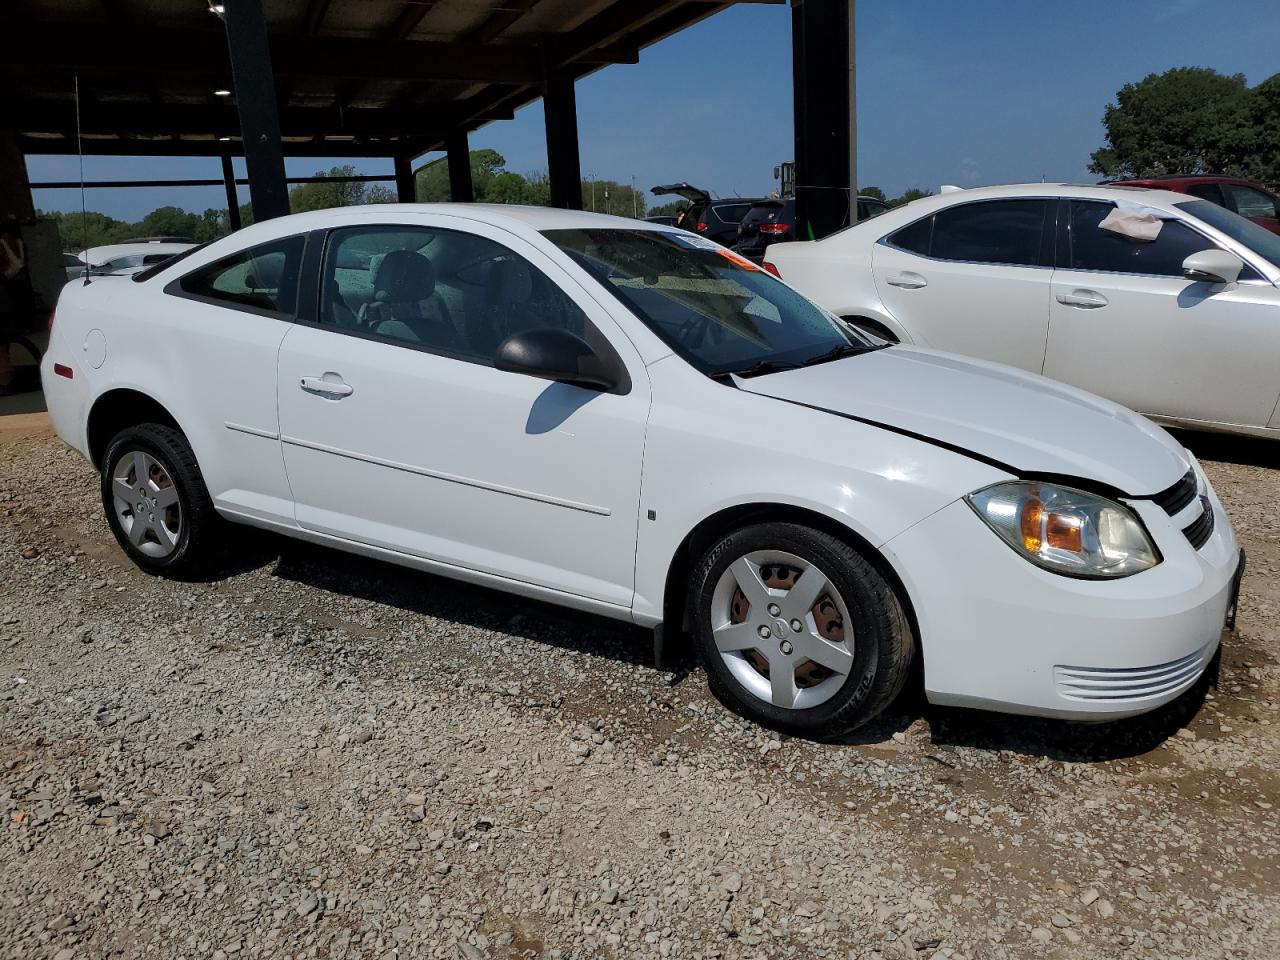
[716,248,761,271]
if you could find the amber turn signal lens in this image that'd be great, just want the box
[1046,512,1084,552]
[1019,498,1044,552]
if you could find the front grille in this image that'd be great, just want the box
[1182,497,1215,549]
[1055,645,1211,702]
[1153,469,1198,516]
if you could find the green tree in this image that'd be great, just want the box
[582,179,647,218]
[859,186,887,202]
[136,205,200,238]
[1089,67,1250,178]
[645,199,684,219]
[413,149,510,202]
[888,188,932,208]
[289,165,371,212]
[1233,73,1280,184]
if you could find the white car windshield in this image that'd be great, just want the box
[1176,199,1280,270]
[545,228,880,377]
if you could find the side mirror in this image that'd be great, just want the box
[1182,249,1243,285]
[495,328,620,392]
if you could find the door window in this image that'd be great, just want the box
[889,200,1047,266]
[1187,182,1226,206]
[176,235,305,315]
[1224,184,1280,220]
[1067,201,1225,277]
[320,225,587,364]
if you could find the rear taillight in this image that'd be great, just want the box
[695,221,708,232]
[763,262,781,278]
[759,223,790,236]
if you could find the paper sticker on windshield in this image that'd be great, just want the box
[666,232,722,252]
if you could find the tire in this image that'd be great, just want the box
[690,522,914,737]
[100,423,224,577]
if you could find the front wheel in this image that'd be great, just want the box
[100,423,224,577]
[690,522,914,737]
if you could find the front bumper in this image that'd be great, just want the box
[881,477,1239,720]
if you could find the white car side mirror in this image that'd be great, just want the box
[1182,249,1243,285]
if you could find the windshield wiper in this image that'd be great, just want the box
[799,341,886,368]
[727,358,804,379]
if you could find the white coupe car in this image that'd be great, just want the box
[765,183,1280,439]
[43,204,1242,735]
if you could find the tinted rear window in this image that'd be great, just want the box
[929,200,1047,266]
[714,203,754,224]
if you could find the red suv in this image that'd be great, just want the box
[1107,175,1280,235]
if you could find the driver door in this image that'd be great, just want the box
[275,216,651,610]
[1044,199,1280,429]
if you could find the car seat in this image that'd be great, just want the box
[357,250,455,348]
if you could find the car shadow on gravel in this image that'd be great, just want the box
[1169,428,1280,470]
[269,538,658,668]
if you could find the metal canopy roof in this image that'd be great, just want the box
[6,0,768,158]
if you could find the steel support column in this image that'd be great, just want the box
[0,130,35,222]
[220,154,243,231]
[445,131,474,202]
[541,50,582,210]
[221,0,289,222]
[394,155,415,203]
[791,0,856,240]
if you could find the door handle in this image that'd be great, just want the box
[886,271,928,289]
[1056,289,1109,309]
[300,375,353,398]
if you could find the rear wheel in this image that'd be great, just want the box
[691,522,914,736]
[100,423,223,576]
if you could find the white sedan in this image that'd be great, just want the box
[765,183,1280,440]
[43,204,1242,735]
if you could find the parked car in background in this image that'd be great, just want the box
[733,195,891,261]
[765,182,1280,439]
[650,183,761,245]
[68,241,195,282]
[644,215,677,227]
[1107,176,1280,235]
[42,204,1240,735]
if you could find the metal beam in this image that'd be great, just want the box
[394,155,415,203]
[220,154,242,231]
[791,0,855,240]
[541,47,582,210]
[446,131,474,203]
[12,101,514,141]
[222,0,289,222]
[19,136,412,159]
[1,26,638,85]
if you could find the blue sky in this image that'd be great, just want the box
[27,0,1280,221]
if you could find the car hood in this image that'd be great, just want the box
[736,346,1189,496]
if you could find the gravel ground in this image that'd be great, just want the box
[2,413,1278,960]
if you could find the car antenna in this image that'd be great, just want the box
[76,75,91,286]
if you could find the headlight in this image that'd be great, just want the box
[966,481,1160,578]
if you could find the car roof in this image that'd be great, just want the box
[869,182,1198,213]
[79,241,194,263]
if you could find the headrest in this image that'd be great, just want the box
[487,257,533,303]
[373,249,436,302]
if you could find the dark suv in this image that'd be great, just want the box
[650,183,761,245]
[1106,175,1280,235]
[732,195,891,261]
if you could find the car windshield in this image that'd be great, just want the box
[1175,199,1280,270]
[544,228,878,377]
